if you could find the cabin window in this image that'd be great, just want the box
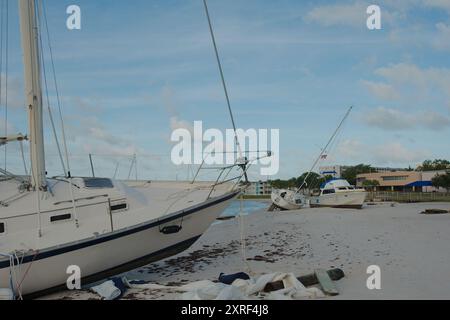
[110,201,128,213]
[0,223,4,234]
[50,213,72,223]
[322,189,335,195]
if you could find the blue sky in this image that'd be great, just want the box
[1,0,450,180]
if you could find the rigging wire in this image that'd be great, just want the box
[295,106,353,193]
[326,115,347,165]
[19,140,28,175]
[202,0,249,182]
[36,0,67,177]
[38,0,79,227]
[203,0,252,274]
[41,0,72,178]
[4,0,9,171]
[0,0,4,170]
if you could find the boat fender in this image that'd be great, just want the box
[160,225,183,234]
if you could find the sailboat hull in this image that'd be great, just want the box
[309,191,367,209]
[271,189,303,210]
[0,190,238,298]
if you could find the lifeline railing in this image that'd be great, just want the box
[191,151,272,200]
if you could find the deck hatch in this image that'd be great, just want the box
[83,178,114,189]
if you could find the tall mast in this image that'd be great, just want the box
[19,0,46,190]
[295,106,353,193]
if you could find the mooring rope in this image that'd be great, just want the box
[238,196,253,275]
[202,0,253,275]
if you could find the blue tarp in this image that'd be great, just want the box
[406,181,433,187]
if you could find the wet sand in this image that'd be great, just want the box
[42,201,450,300]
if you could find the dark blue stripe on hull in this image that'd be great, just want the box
[24,235,202,299]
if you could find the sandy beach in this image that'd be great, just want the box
[42,201,450,300]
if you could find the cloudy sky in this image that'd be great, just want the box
[1,0,450,180]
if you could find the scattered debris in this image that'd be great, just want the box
[219,272,250,285]
[247,255,276,263]
[216,216,235,221]
[127,272,325,300]
[420,209,449,215]
[315,269,339,296]
[0,288,14,300]
[263,268,344,292]
[90,280,122,300]
[89,277,129,300]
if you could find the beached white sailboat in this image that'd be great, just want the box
[0,0,242,298]
[270,107,365,211]
[271,189,304,210]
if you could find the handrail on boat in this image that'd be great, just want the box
[192,151,272,200]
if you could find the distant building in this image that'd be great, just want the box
[319,165,346,178]
[421,171,448,193]
[245,181,273,195]
[320,165,408,179]
[356,170,448,192]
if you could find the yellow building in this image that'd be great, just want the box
[356,171,445,192]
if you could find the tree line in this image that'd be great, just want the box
[269,159,450,191]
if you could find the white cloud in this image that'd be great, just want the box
[365,107,415,130]
[364,107,450,131]
[0,117,18,136]
[169,116,194,133]
[433,23,450,51]
[337,139,363,158]
[366,63,450,110]
[375,63,450,91]
[421,110,450,130]
[373,142,429,165]
[362,81,400,100]
[305,2,368,27]
[424,0,450,12]
[65,113,141,158]
[161,85,195,137]
[305,1,397,28]
[88,127,124,146]
[336,138,429,166]
[0,74,25,109]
